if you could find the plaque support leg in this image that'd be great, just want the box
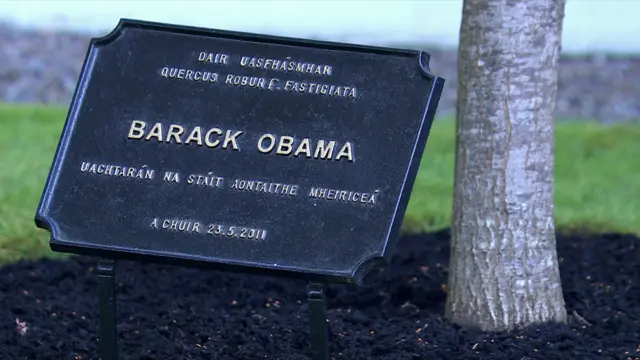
[307,282,329,360]
[97,259,118,360]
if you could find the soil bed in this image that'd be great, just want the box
[0,230,638,360]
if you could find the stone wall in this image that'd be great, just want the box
[1,23,639,123]
[427,50,640,124]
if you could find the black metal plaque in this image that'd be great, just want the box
[35,19,444,284]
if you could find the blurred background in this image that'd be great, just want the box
[0,0,639,124]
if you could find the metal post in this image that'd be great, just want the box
[97,259,118,360]
[307,282,329,360]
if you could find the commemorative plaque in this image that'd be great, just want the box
[35,18,444,359]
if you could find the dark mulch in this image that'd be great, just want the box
[0,229,638,360]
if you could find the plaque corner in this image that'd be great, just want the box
[34,212,60,242]
[351,254,388,286]
[90,18,132,47]
[417,50,435,79]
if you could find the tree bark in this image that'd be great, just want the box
[445,0,568,331]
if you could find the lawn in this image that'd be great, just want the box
[0,103,639,263]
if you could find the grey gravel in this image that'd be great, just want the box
[1,23,639,123]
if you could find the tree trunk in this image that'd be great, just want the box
[445,0,568,331]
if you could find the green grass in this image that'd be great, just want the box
[405,119,640,235]
[1,103,639,263]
